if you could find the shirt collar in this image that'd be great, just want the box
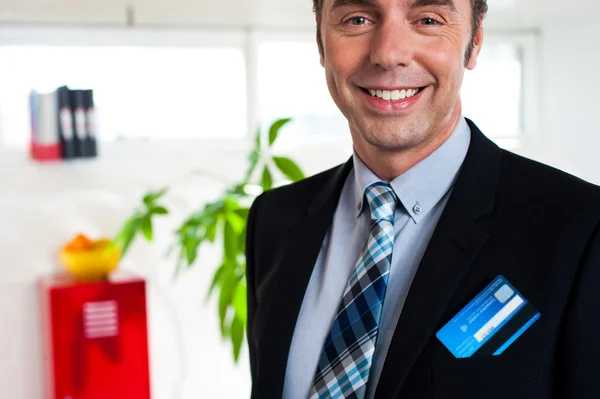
[353,116,471,223]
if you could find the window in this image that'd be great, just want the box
[0,27,537,150]
[462,42,524,145]
[256,37,351,150]
[0,30,247,147]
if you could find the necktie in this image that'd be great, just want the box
[309,182,397,399]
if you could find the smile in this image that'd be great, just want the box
[361,87,424,102]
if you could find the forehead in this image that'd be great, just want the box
[323,0,472,12]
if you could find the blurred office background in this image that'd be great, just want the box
[0,0,598,398]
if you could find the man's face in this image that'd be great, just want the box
[319,0,483,153]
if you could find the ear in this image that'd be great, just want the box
[466,26,484,70]
[317,18,325,67]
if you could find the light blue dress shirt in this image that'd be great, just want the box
[283,117,472,399]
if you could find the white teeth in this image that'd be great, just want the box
[368,87,420,101]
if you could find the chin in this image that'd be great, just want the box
[355,120,430,151]
[365,135,422,152]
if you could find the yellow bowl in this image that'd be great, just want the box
[59,239,121,281]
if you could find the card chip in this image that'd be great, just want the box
[494,284,514,304]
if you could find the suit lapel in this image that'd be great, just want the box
[374,202,489,397]
[375,120,503,398]
[255,159,354,398]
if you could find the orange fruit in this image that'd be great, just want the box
[60,235,120,281]
[64,233,94,251]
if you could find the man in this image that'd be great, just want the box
[245,0,600,397]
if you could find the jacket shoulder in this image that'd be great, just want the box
[255,162,346,218]
[500,150,600,213]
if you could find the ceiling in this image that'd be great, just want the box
[1,0,596,31]
[174,0,600,30]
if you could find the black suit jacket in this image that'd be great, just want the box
[245,120,600,399]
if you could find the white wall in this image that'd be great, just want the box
[523,22,600,185]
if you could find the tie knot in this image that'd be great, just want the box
[365,182,397,223]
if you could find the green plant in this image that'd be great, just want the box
[112,118,304,362]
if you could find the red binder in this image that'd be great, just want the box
[39,274,151,399]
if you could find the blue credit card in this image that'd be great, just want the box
[436,275,540,358]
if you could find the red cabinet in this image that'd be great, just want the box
[40,274,151,399]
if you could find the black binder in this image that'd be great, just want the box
[70,89,87,157]
[56,86,76,159]
[83,89,97,157]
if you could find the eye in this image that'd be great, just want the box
[420,17,440,25]
[346,16,369,25]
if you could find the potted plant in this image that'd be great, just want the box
[112,118,304,361]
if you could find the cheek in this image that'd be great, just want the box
[421,37,466,89]
[324,32,369,76]
[323,51,353,102]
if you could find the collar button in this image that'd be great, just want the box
[413,203,422,215]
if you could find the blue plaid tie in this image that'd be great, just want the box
[309,182,397,399]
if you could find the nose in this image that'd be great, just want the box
[369,20,414,70]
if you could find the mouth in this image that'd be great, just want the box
[357,85,428,113]
[359,86,426,102]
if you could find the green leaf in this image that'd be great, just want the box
[207,264,226,300]
[150,206,169,215]
[223,221,239,262]
[210,202,227,223]
[248,150,260,166]
[140,215,153,241]
[114,217,141,257]
[206,219,218,243]
[232,283,247,324]
[234,207,250,221]
[268,118,292,146]
[254,125,261,149]
[231,315,245,363]
[273,156,305,182]
[239,224,247,254]
[245,150,261,182]
[229,183,247,196]
[143,188,168,206]
[261,166,273,191]
[184,235,202,266]
[226,210,245,234]
[223,196,240,212]
[219,271,238,337]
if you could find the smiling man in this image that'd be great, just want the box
[245,0,600,398]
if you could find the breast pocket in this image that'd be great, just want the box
[430,350,547,387]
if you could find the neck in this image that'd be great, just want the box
[353,108,462,182]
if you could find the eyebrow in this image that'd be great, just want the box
[329,0,457,12]
[329,0,378,12]
[409,0,457,12]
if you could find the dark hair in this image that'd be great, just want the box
[312,0,488,66]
